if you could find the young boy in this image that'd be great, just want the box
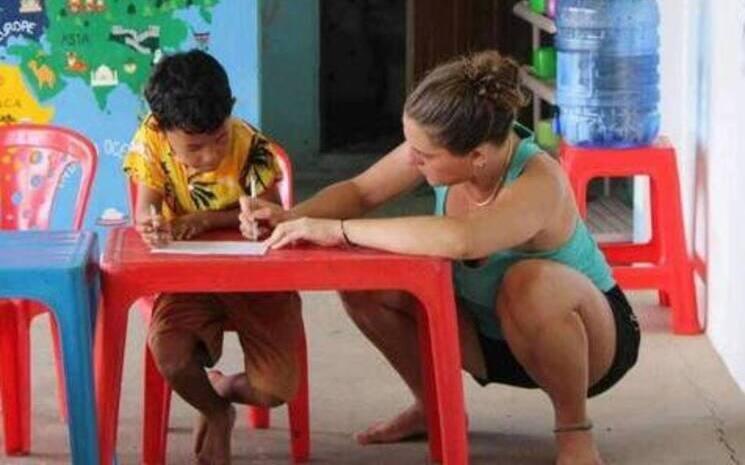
[123,49,303,465]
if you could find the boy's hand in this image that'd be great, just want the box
[136,213,171,247]
[171,212,212,240]
[239,196,288,240]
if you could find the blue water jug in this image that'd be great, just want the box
[556,0,660,147]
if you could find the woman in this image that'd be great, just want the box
[240,50,640,465]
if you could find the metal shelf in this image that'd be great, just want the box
[512,1,556,34]
[519,66,556,105]
[513,0,559,152]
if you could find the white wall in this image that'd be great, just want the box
[657,0,745,391]
[656,0,699,241]
[634,0,699,244]
[701,0,745,391]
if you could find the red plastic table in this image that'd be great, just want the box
[96,227,468,465]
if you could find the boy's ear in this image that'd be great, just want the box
[146,115,161,131]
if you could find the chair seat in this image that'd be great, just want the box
[0,230,100,464]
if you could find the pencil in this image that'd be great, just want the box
[249,171,259,240]
[149,204,158,229]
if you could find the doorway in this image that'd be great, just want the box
[320,0,406,155]
[319,0,533,156]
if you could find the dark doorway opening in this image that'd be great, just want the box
[320,0,406,155]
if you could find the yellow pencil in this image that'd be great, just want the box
[249,171,258,240]
[149,204,158,229]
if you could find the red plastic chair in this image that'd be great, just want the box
[0,123,97,454]
[130,143,311,464]
[560,138,700,334]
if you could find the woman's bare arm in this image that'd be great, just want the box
[339,155,567,259]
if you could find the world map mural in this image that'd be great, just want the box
[0,0,258,232]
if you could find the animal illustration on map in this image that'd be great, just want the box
[28,60,56,88]
[65,51,89,73]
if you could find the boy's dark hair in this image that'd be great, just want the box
[144,49,235,134]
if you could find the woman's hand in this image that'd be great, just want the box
[239,196,289,240]
[266,217,346,249]
[170,212,211,240]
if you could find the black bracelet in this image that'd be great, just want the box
[340,220,352,246]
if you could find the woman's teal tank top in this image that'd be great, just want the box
[433,126,615,340]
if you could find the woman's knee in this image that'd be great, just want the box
[497,260,554,322]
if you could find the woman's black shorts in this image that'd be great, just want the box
[473,285,640,398]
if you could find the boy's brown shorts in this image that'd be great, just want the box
[148,291,303,402]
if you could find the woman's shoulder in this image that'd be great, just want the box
[511,152,566,196]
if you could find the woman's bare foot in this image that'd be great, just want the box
[197,404,236,465]
[354,403,427,445]
[555,430,604,465]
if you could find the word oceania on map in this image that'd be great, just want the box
[103,138,136,160]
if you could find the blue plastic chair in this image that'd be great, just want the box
[0,230,100,464]
[0,123,98,458]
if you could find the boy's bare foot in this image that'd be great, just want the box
[208,370,229,397]
[555,430,605,465]
[354,403,427,445]
[197,404,236,465]
[193,370,229,455]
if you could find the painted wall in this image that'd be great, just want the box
[656,0,745,391]
[0,0,325,227]
[0,0,261,234]
[700,0,745,391]
[258,0,319,166]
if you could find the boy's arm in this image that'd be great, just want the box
[133,183,170,245]
[134,184,165,224]
[173,183,282,238]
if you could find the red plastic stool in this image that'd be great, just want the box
[560,138,701,334]
[141,318,310,464]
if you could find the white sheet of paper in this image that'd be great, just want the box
[150,240,268,256]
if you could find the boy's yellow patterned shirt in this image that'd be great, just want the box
[123,116,282,219]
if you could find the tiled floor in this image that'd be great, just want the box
[2,291,744,464]
[1,183,743,464]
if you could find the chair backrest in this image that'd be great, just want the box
[0,124,98,231]
[127,141,295,219]
[270,142,294,209]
